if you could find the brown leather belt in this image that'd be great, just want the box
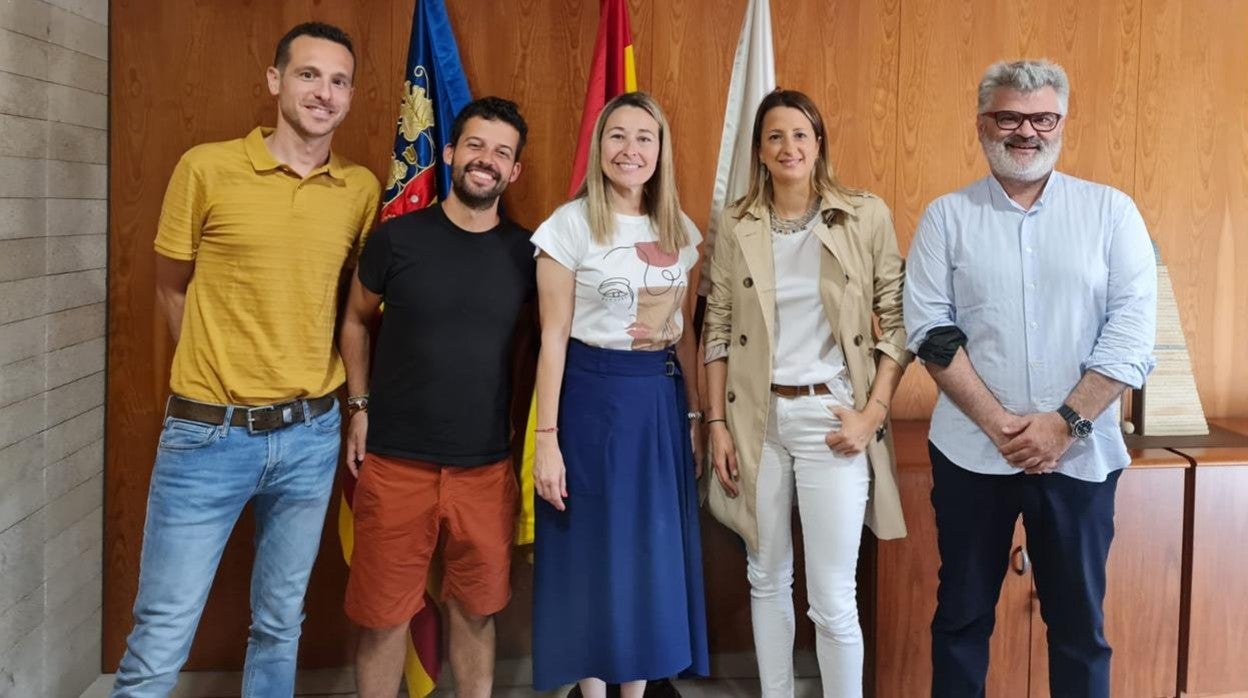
[770,383,833,398]
[165,395,337,434]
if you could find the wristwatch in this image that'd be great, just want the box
[1057,403,1093,439]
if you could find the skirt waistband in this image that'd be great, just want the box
[565,339,681,377]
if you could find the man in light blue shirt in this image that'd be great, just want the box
[904,59,1156,698]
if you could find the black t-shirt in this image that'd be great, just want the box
[357,204,535,466]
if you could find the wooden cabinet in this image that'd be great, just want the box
[1028,448,1187,698]
[872,421,1187,698]
[1169,419,1248,697]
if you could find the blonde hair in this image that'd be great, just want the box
[573,92,689,254]
[733,89,858,217]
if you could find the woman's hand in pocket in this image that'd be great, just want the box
[825,406,879,457]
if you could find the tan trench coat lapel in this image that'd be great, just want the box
[811,192,860,361]
[734,211,777,343]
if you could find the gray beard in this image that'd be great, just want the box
[980,133,1061,184]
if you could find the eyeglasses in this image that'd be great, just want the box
[980,111,1063,132]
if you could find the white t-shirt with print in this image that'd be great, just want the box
[531,200,702,351]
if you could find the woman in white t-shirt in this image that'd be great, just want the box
[529,92,709,697]
[702,89,911,696]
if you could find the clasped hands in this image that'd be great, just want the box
[992,411,1075,475]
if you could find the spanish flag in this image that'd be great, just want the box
[338,0,470,695]
[517,0,638,546]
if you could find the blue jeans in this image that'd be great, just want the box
[111,400,341,698]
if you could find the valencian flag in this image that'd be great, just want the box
[380,0,472,221]
[337,1,470,696]
[517,0,638,546]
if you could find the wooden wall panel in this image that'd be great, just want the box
[649,0,745,234]
[1136,0,1248,420]
[106,0,1248,677]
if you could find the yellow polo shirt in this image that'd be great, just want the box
[154,127,380,406]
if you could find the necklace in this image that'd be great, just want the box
[769,197,821,235]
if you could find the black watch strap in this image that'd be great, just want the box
[1057,403,1080,424]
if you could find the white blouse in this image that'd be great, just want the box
[769,217,848,385]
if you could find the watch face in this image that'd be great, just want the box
[1073,419,1094,438]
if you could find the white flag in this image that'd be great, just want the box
[699,0,776,296]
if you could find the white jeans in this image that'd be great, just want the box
[748,388,871,698]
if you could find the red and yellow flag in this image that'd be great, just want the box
[338,1,471,695]
[517,0,638,545]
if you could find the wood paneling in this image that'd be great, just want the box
[107,0,1248,679]
[649,0,744,235]
[1136,0,1248,420]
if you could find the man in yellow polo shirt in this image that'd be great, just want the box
[112,22,379,698]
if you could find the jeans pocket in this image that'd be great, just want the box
[158,418,221,451]
[308,402,342,434]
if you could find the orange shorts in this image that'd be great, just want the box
[344,453,517,628]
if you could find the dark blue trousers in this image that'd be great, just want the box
[929,443,1120,698]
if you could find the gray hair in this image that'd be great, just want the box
[977,59,1070,114]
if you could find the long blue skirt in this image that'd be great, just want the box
[532,340,710,690]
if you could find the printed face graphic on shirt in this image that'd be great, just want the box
[600,241,685,351]
[598,277,635,319]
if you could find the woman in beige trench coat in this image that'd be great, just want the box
[702,89,911,698]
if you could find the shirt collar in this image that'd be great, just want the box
[986,169,1062,212]
[244,126,346,181]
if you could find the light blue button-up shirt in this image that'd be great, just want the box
[904,171,1157,482]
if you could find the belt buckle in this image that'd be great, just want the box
[245,403,295,434]
[665,360,676,377]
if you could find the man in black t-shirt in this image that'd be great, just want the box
[339,97,533,698]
